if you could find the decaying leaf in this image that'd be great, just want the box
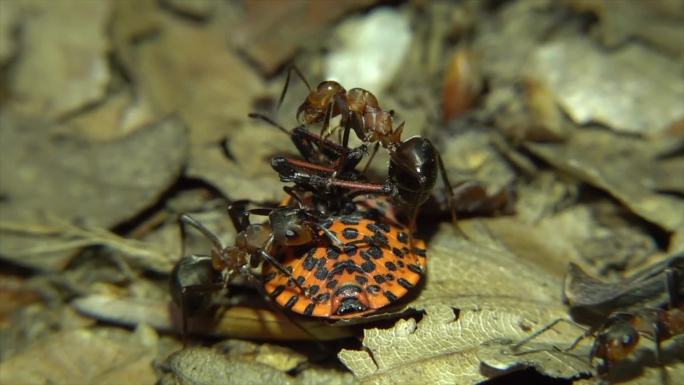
[0,326,158,385]
[525,129,684,234]
[566,0,684,58]
[233,0,377,75]
[163,347,356,385]
[530,38,684,136]
[187,122,297,202]
[338,225,586,385]
[0,115,187,270]
[8,1,112,119]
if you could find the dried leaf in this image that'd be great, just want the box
[234,0,377,75]
[164,347,356,385]
[0,0,21,64]
[0,115,187,270]
[188,122,298,202]
[8,1,112,119]
[525,129,684,233]
[132,14,265,146]
[530,39,684,136]
[566,0,684,58]
[0,327,158,385]
[338,225,584,384]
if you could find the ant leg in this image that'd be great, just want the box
[180,214,225,252]
[361,142,380,174]
[435,148,467,238]
[228,201,252,232]
[278,65,311,113]
[314,224,345,250]
[511,318,587,351]
[257,235,307,294]
[283,186,306,207]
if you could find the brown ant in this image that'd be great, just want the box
[512,255,684,382]
[170,199,342,336]
[256,67,461,234]
[590,304,684,376]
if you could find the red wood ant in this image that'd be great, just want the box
[170,199,343,336]
[512,255,684,381]
[256,67,462,234]
[590,303,684,376]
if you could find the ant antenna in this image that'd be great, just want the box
[278,65,312,112]
[180,213,225,252]
[248,112,291,135]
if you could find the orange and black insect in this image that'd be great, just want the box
[262,198,427,319]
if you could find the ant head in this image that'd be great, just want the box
[388,137,438,208]
[297,81,346,124]
[269,207,315,246]
[591,315,640,372]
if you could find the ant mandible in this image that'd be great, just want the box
[170,199,343,336]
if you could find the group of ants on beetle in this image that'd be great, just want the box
[169,67,683,381]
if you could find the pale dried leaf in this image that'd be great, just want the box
[188,122,297,202]
[338,225,585,385]
[134,15,264,146]
[0,0,21,64]
[531,39,684,136]
[0,328,157,385]
[0,115,187,270]
[234,0,377,74]
[9,1,112,119]
[525,129,684,233]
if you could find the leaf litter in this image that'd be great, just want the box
[1,1,683,384]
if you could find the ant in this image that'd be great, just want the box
[590,303,684,377]
[253,66,461,234]
[512,255,684,382]
[170,198,343,336]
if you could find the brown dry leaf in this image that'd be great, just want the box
[0,0,21,64]
[0,326,158,385]
[530,38,684,136]
[566,0,684,58]
[524,129,684,235]
[8,1,112,119]
[233,0,377,75]
[215,339,307,372]
[0,115,187,270]
[440,130,516,194]
[337,225,592,385]
[164,347,356,385]
[132,13,264,146]
[162,0,217,19]
[188,122,298,202]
